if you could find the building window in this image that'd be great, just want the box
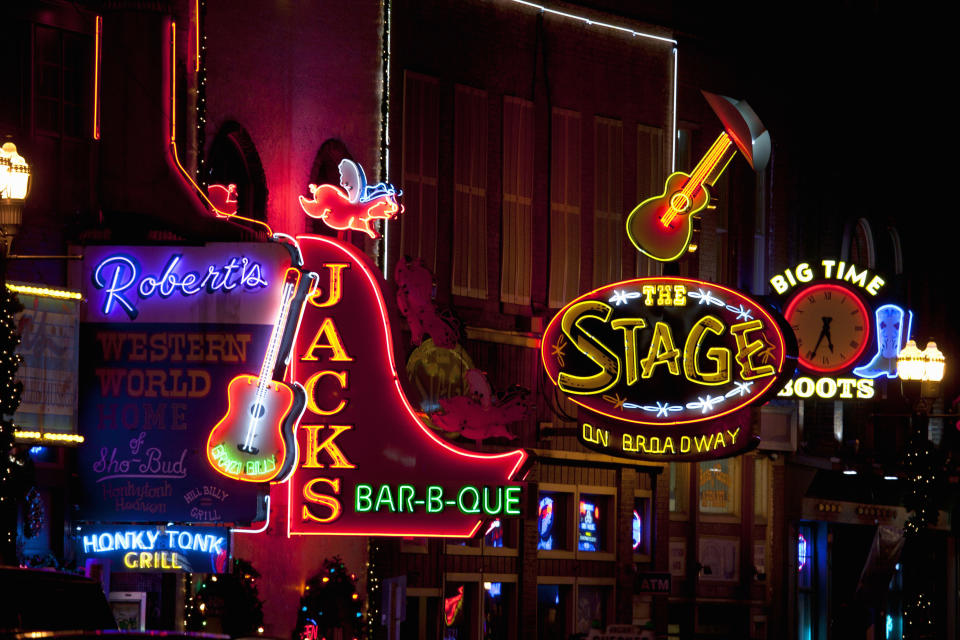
[633,495,652,557]
[206,121,268,221]
[698,536,740,582]
[444,582,477,639]
[669,462,689,518]
[577,495,603,552]
[537,492,569,551]
[844,217,876,268]
[401,71,440,272]
[698,457,740,517]
[34,25,92,138]
[483,581,514,640]
[452,85,488,298]
[797,524,815,640]
[594,117,623,287]
[501,97,534,305]
[575,584,611,635]
[753,456,770,523]
[548,108,581,308]
[636,124,665,277]
[537,584,571,640]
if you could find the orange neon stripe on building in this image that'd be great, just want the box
[93,16,102,140]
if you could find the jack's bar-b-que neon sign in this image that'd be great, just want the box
[287,236,527,537]
[541,277,795,461]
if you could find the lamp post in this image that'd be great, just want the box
[0,141,31,276]
[897,339,947,639]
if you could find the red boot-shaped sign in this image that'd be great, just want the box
[287,235,528,537]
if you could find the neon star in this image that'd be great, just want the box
[686,394,725,414]
[724,381,754,398]
[602,393,626,410]
[608,290,641,306]
[635,402,684,417]
[551,335,567,368]
[689,288,725,307]
[726,303,754,321]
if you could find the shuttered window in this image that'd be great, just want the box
[501,97,534,305]
[593,117,623,287]
[635,124,665,277]
[401,71,440,272]
[452,85,488,298]
[548,108,581,308]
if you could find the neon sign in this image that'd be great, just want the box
[853,304,912,379]
[540,277,793,461]
[298,160,402,239]
[287,235,526,537]
[777,376,874,399]
[76,525,229,572]
[769,259,885,297]
[92,253,269,319]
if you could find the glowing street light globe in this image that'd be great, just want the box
[921,341,945,383]
[0,142,30,201]
[897,340,926,381]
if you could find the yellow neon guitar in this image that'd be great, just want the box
[206,268,306,483]
[626,132,737,262]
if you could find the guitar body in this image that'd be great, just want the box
[626,171,712,262]
[206,374,306,482]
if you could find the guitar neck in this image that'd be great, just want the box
[683,132,737,196]
[255,270,300,393]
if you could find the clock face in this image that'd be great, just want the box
[784,283,871,373]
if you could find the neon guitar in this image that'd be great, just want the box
[206,267,306,482]
[625,132,737,262]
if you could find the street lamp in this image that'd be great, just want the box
[898,339,946,400]
[0,141,31,257]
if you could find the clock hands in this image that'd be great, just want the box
[812,317,834,355]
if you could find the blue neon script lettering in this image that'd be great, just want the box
[92,254,270,319]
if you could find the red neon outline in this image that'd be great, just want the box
[206,374,296,483]
[785,283,871,374]
[206,267,304,483]
[93,16,102,140]
[540,277,787,426]
[286,235,527,538]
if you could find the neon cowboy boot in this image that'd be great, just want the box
[287,234,528,538]
[852,304,912,379]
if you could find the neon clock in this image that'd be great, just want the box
[784,283,870,373]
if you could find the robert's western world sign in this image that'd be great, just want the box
[541,278,795,461]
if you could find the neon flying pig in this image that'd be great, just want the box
[298,159,402,239]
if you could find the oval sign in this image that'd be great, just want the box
[541,277,794,429]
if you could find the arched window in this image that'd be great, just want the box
[888,227,904,275]
[307,138,355,237]
[205,121,267,221]
[843,217,875,268]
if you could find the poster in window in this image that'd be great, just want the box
[698,458,739,514]
[538,495,555,550]
[578,499,600,551]
[669,539,686,577]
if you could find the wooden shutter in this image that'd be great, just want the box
[548,108,581,308]
[452,85,488,298]
[593,117,623,287]
[636,124,665,277]
[501,97,534,305]
[401,71,440,272]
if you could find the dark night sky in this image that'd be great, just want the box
[581,0,956,391]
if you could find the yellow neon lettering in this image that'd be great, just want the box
[857,378,875,399]
[673,285,686,305]
[821,259,836,279]
[557,301,620,395]
[796,263,813,282]
[304,370,348,415]
[124,552,137,568]
[770,274,789,294]
[301,318,353,362]
[730,319,776,380]
[309,263,350,307]
[641,285,656,305]
[843,264,867,288]
[680,435,691,453]
[837,378,856,398]
[866,275,885,296]
[657,285,673,306]
[683,315,730,385]
[610,318,646,385]
[301,424,356,469]
[140,552,152,568]
[302,477,342,523]
[640,322,680,379]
